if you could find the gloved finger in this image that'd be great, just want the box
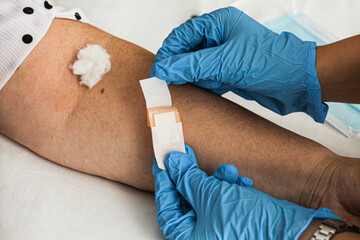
[150,8,227,79]
[152,159,195,239]
[179,196,192,214]
[192,83,249,98]
[192,79,225,90]
[151,7,243,82]
[236,176,254,188]
[154,7,234,61]
[163,79,227,88]
[212,164,239,183]
[153,159,191,214]
[153,158,193,218]
[153,45,224,83]
[178,164,239,214]
[165,144,221,210]
[212,163,254,188]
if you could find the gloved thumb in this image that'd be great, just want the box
[165,144,213,210]
[152,157,196,240]
[153,46,223,84]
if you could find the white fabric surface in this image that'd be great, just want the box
[1,0,360,239]
[0,135,160,240]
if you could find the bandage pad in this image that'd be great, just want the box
[140,77,185,170]
[147,107,181,127]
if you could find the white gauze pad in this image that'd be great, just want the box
[70,44,111,89]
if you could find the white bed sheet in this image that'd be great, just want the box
[1,0,359,239]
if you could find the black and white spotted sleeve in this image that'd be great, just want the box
[0,0,91,90]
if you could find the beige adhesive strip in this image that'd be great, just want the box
[140,77,186,170]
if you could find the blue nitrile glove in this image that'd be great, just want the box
[150,7,328,123]
[152,144,341,240]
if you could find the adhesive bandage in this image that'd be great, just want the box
[140,77,186,170]
[70,44,111,89]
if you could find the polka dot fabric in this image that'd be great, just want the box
[0,0,91,90]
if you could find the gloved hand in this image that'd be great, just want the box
[150,7,328,123]
[153,144,341,240]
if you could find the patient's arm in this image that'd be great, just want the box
[0,19,359,225]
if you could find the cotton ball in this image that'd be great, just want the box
[70,44,111,89]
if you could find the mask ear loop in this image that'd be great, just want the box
[140,77,186,170]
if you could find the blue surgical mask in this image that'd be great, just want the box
[264,14,360,137]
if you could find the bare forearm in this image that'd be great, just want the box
[316,35,360,103]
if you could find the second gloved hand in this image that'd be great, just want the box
[151,7,328,123]
[153,144,341,240]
